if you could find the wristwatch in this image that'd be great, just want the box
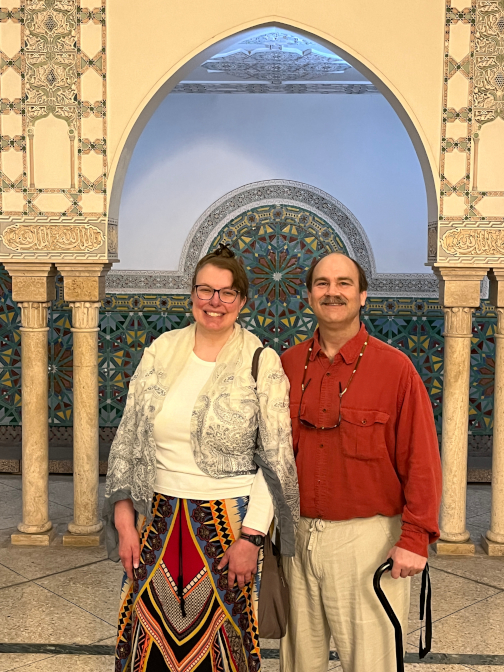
[240,532,265,547]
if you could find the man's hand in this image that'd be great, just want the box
[386,545,427,579]
[217,526,263,589]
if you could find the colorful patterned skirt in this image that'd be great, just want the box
[115,494,263,672]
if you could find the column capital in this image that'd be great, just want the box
[443,306,474,337]
[56,262,112,302]
[433,266,487,308]
[69,301,101,331]
[3,262,56,303]
[495,307,504,336]
[19,301,50,331]
[488,269,504,308]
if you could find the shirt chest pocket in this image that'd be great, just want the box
[339,408,390,460]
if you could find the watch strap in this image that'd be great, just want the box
[241,532,264,547]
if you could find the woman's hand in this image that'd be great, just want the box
[115,499,140,581]
[217,527,264,589]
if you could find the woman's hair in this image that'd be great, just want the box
[192,244,249,301]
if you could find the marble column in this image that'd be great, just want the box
[434,268,487,555]
[482,270,504,555]
[57,263,111,546]
[3,263,56,546]
[439,306,474,548]
[67,301,102,540]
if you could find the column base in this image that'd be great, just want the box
[62,529,104,547]
[434,538,476,555]
[481,534,504,556]
[11,528,56,546]
[67,520,103,535]
[18,520,53,534]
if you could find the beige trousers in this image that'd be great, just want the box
[279,515,410,672]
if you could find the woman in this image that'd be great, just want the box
[104,245,299,672]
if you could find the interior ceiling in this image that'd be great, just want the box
[179,29,372,86]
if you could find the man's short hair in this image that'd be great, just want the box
[305,252,369,293]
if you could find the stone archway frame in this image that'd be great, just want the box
[108,20,439,235]
[107,180,439,297]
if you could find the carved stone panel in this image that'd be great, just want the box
[0,0,111,259]
[439,222,504,264]
[0,218,107,259]
[3,224,103,252]
[434,1,504,266]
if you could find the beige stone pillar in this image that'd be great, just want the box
[3,263,56,546]
[57,263,111,546]
[482,270,504,555]
[434,268,487,555]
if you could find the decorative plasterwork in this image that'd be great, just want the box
[107,218,118,256]
[107,180,440,297]
[0,215,107,258]
[473,1,504,128]
[241,32,313,48]
[25,1,78,131]
[172,83,379,95]
[0,1,109,240]
[200,31,352,85]
[441,226,504,255]
[434,1,504,267]
[3,223,103,252]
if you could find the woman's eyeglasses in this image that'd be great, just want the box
[298,338,368,430]
[193,285,239,304]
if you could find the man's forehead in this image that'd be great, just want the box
[312,254,359,281]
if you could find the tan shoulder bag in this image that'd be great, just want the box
[251,347,290,639]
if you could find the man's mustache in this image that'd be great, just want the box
[320,297,347,306]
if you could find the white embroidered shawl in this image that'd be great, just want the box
[104,323,299,557]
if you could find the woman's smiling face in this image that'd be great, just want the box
[191,263,245,334]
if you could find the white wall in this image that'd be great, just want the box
[118,94,429,273]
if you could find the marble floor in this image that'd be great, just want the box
[0,476,503,671]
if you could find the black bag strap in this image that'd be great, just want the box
[252,347,264,383]
[418,563,432,658]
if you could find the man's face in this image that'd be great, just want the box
[307,254,367,330]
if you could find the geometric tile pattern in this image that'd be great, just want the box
[0,252,498,434]
[209,204,349,350]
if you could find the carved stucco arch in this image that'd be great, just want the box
[107,19,439,230]
[183,179,375,274]
[107,180,439,297]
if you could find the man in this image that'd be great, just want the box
[279,252,442,672]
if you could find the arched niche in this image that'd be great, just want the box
[107,19,439,231]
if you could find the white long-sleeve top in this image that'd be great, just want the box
[153,351,275,534]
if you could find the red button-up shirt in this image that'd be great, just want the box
[281,324,442,557]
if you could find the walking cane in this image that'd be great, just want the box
[373,559,404,672]
[373,558,432,672]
